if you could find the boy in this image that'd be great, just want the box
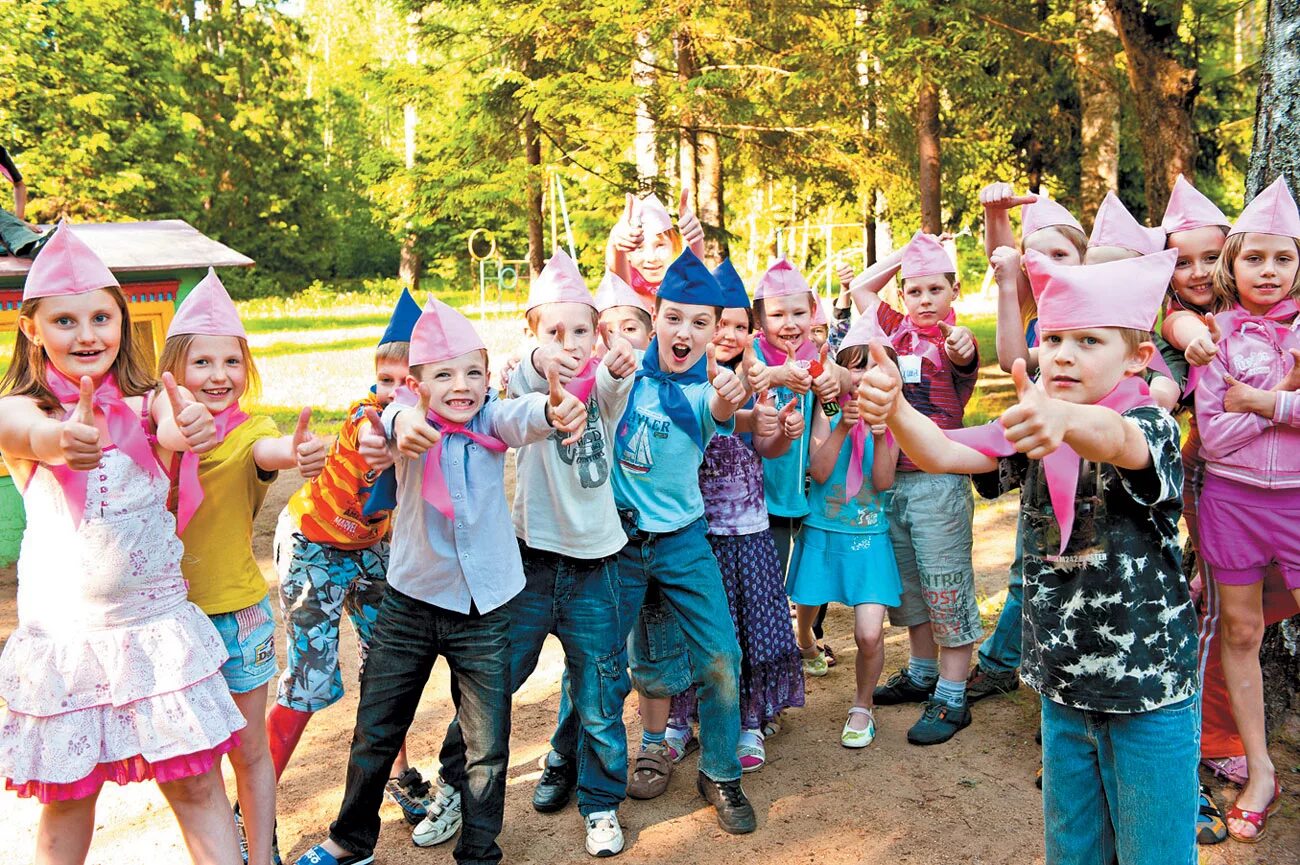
[415,250,638,857]
[293,298,586,865]
[594,269,653,349]
[859,248,1198,865]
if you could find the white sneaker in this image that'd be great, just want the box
[584,809,624,857]
[411,778,461,848]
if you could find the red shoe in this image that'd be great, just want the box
[1225,775,1282,843]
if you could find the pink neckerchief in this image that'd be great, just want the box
[421,410,508,519]
[837,393,869,499]
[564,355,598,404]
[756,333,818,367]
[43,370,164,526]
[174,402,249,533]
[1218,298,1299,347]
[945,375,1155,556]
[888,307,957,370]
[629,269,659,309]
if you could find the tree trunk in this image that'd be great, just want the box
[915,15,941,234]
[675,28,698,201]
[633,29,658,189]
[1077,1,1122,222]
[399,12,421,292]
[696,128,725,264]
[520,40,544,279]
[1106,0,1197,218]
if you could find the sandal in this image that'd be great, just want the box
[762,714,782,738]
[819,642,837,668]
[626,747,672,800]
[1225,775,1282,843]
[1202,755,1249,787]
[664,726,699,764]
[738,729,766,772]
[1197,784,1227,845]
[798,643,829,678]
[841,707,876,749]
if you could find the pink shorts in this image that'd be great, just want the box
[1199,474,1300,589]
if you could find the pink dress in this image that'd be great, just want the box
[0,447,246,803]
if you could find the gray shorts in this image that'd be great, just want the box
[886,471,982,648]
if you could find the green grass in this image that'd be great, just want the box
[254,336,380,359]
[243,313,393,333]
[251,405,351,436]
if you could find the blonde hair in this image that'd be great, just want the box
[157,333,262,403]
[1,287,157,414]
[1023,224,1088,260]
[1211,233,1300,312]
[525,304,600,334]
[376,340,410,363]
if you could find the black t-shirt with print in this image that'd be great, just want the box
[973,406,1197,714]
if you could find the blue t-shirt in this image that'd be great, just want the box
[756,337,814,518]
[613,379,730,533]
[802,415,891,534]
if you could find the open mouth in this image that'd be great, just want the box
[70,349,103,360]
[202,387,232,397]
[446,398,476,410]
[671,343,691,361]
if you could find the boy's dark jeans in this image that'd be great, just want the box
[328,587,511,865]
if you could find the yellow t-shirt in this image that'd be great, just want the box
[179,415,280,615]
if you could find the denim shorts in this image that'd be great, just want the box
[210,595,279,694]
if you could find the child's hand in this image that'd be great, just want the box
[836,263,856,289]
[546,365,588,446]
[753,390,779,438]
[1185,313,1222,367]
[499,353,521,390]
[395,383,442,459]
[60,375,103,471]
[535,326,583,384]
[602,335,637,379]
[610,193,644,253]
[292,407,327,478]
[841,392,861,424]
[359,407,395,471]
[163,372,217,455]
[707,344,747,410]
[870,422,888,437]
[989,246,1021,291]
[1276,349,1300,392]
[782,343,813,395]
[857,344,903,425]
[778,397,804,439]
[1221,374,1280,416]
[979,182,1038,210]
[811,345,841,402]
[745,343,771,393]
[939,322,977,367]
[1000,359,1067,459]
[677,188,705,248]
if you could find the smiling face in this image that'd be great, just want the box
[628,230,681,286]
[1038,327,1150,404]
[759,293,813,353]
[181,334,250,413]
[407,349,490,424]
[598,306,652,350]
[18,288,123,384]
[900,274,957,328]
[712,307,752,364]
[1024,225,1085,266]
[531,301,598,365]
[1167,225,1226,310]
[654,300,718,373]
[1230,232,1299,315]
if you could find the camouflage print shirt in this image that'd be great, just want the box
[973,406,1198,714]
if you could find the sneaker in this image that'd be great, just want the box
[411,777,462,848]
[737,729,766,772]
[584,809,625,857]
[906,697,972,746]
[799,645,830,678]
[385,767,433,825]
[532,753,578,813]
[841,707,876,749]
[965,665,1020,703]
[294,845,374,865]
[627,744,672,800]
[695,771,757,834]
[234,803,284,864]
[664,726,699,764]
[873,667,933,705]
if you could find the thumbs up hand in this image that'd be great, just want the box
[999,359,1066,459]
[678,187,705,253]
[777,396,805,439]
[292,407,327,478]
[359,406,395,471]
[811,344,841,403]
[611,192,644,253]
[602,335,637,380]
[546,363,588,446]
[394,382,442,459]
[752,390,779,438]
[836,263,856,289]
[1185,313,1222,367]
[744,341,771,393]
[782,341,813,395]
[163,371,217,455]
[857,344,903,426]
[533,324,582,384]
[979,182,1038,210]
[59,375,103,470]
[707,344,746,411]
[939,321,976,366]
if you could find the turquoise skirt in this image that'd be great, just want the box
[786,525,902,607]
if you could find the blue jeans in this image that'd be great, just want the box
[440,543,628,815]
[977,520,1024,674]
[329,588,511,865]
[1041,695,1199,865]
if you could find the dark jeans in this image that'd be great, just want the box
[440,543,628,815]
[329,588,511,865]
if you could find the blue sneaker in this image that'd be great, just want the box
[294,844,374,865]
[385,767,433,825]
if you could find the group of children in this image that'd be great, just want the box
[0,169,1296,865]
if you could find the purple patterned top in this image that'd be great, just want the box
[700,432,769,536]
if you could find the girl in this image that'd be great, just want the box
[606,190,704,306]
[159,270,326,865]
[0,223,244,865]
[1195,176,1300,844]
[786,318,900,747]
[664,258,806,773]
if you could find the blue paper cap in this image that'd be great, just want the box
[656,249,726,308]
[378,288,422,346]
[710,258,750,309]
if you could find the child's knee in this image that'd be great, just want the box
[855,626,883,654]
[159,769,224,806]
[1221,613,1265,652]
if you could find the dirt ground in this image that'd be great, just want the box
[1,466,1296,865]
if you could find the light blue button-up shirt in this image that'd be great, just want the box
[382,393,553,614]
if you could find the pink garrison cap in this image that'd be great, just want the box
[1161,175,1230,234]
[899,230,955,279]
[753,257,814,301]
[22,220,120,300]
[839,312,892,350]
[811,293,829,327]
[593,270,649,313]
[410,297,487,367]
[526,248,596,312]
[1021,195,1084,240]
[634,194,675,237]
[1228,176,1300,239]
[1026,247,1176,333]
[1088,191,1166,255]
[167,268,247,339]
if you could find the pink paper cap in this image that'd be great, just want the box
[526,248,595,312]
[167,268,247,339]
[1021,196,1084,240]
[1088,191,1166,255]
[1228,176,1300,239]
[753,257,814,301]
[839,313,891,350]
[409,297,487,367]
[1161,175,1230,234]
[811,293,829,327]
[900,230,955,279]
[1027,248,1176,333]
[634,194,674,237]
[593,270,649,313]
[22,220,120,300]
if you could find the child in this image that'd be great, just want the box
[594,269,653,347]
[1084,191,1167,264]
[608,250,753,832]
[861,246,1199,864]
[267,289,435,826]
[664,257,807,773]
[607,191,705,304]
[0,223,244,865]
[1194,176,1300,844]
[293,298,586,865]
[418,249,637,857]
[159,270,327,865]
[786,315,900,748]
